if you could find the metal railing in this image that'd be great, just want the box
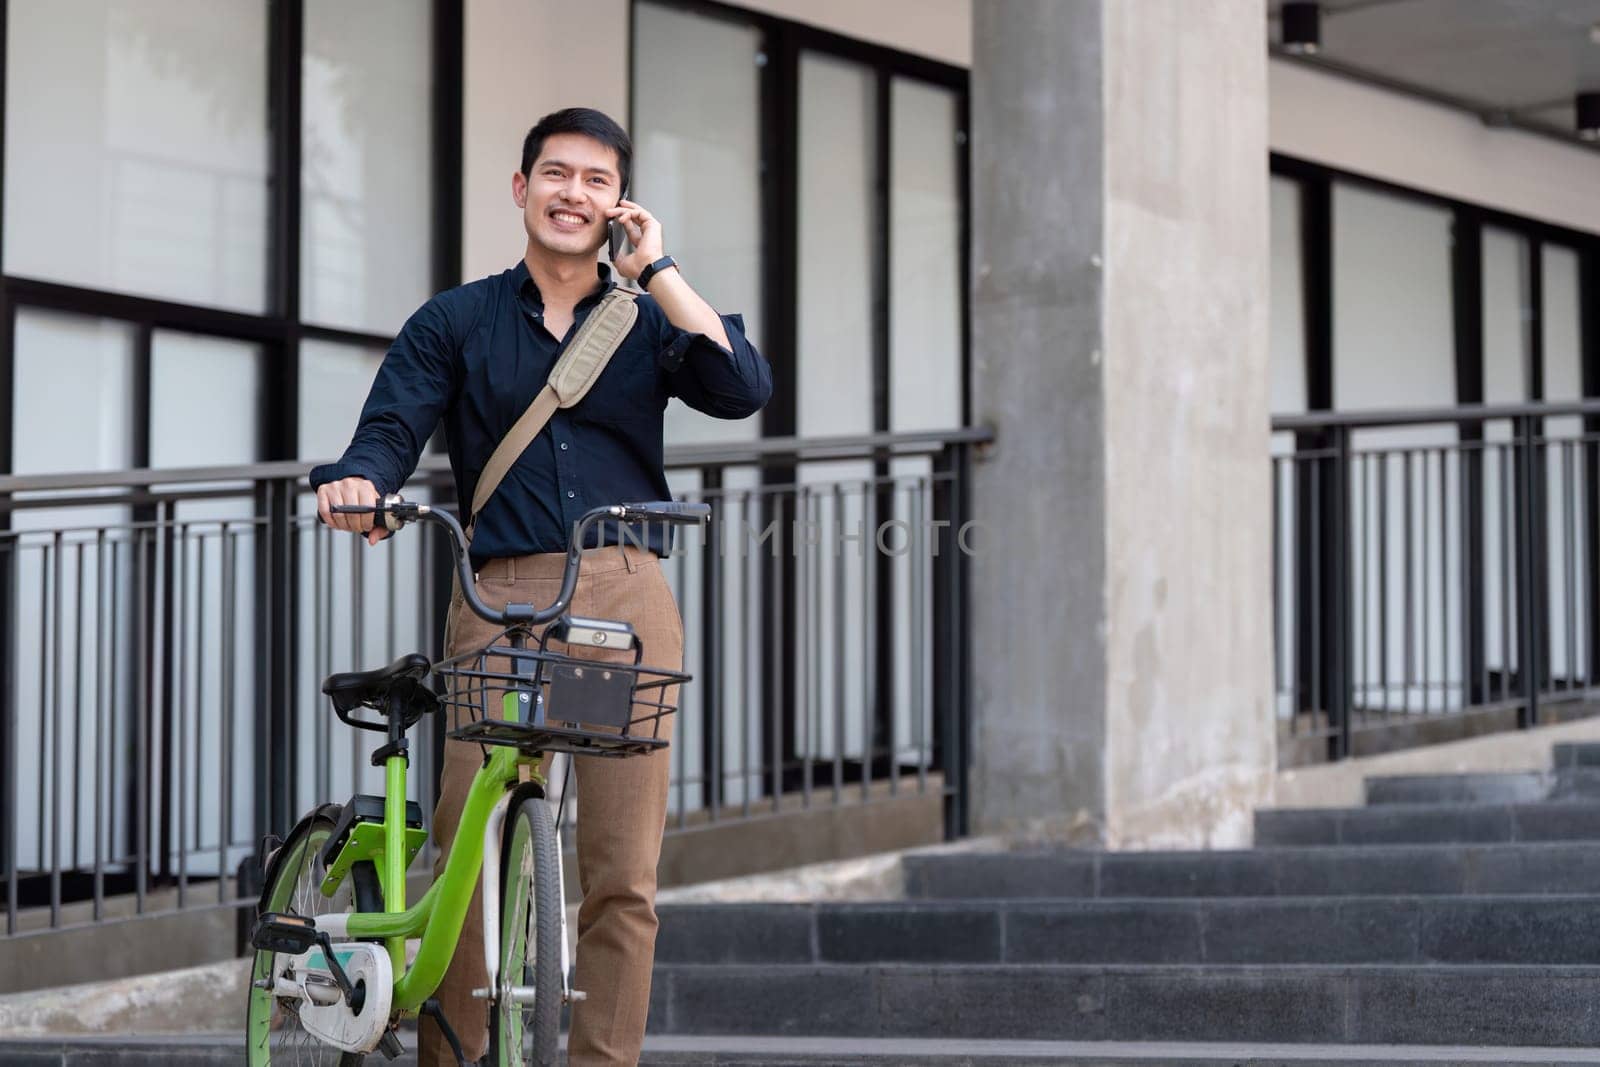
[1272,401,1600,762]
[0,428,986,937]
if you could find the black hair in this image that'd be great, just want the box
[519,107,632,196]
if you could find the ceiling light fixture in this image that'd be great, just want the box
[1281,2,1321,56]
[1579,92,1600,141]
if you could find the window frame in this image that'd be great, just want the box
[629,0,971,810]
[628,0,972,442]
[0,0,464,476]
[0,0,464,858]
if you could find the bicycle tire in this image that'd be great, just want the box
[245,812,363,1066]
[488,793,563,1066]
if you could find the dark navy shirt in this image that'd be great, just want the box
[309,261,771,566]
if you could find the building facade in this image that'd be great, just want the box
[2,0,1599,985]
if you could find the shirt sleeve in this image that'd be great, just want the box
[308,292,466,495]
[657,310,773,420]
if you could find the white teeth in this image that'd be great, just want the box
[552,212,585,224]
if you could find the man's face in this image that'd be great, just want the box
[514,132,623,258]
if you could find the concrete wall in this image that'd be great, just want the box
[461,0,629,283]
[723,0,970,66]
[969,0,1274,848]
[1270,58,1600,234]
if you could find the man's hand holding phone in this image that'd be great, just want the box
[606,199,666,282]
[316,475,390,545]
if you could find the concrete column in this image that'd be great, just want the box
[969,0,1273,847]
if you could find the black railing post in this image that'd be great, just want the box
[1330,425,1354,761]
[931,443,967,837]
[262,478,296,837]
[1461,428,1486,705]
[700,466,724,818]
[156,502,178,882]
[1515,414,1543,727]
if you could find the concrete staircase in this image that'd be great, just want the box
[13,744,1600,1064]
[641,741,1600,1061]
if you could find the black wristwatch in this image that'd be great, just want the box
[638,255,678,292]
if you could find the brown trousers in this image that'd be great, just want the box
[419,545,681,1066]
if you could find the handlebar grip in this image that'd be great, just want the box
[332,495,417,532]
[618,501,712,525]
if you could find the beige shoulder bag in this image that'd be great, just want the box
[465,288,639,543]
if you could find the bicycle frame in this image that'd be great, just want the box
[317,695,541,1015]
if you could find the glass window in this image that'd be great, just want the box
[1269,176,1307,415]
[149,330,264,874]
[1333,184,1457,712]
[299,339,385,460]
[149,332,263,468]
[1332,183,1455,413]
[8,310,140,873]
[4,0,270,312]
[1479,226,1532,689]
[1543,244,1582,403]
[12,311,137,477]
[1482,227,1533,406]
[633,1,764,445]
[296,338,431,814]
[797,52,875,440]
[1541,243,1584,687]
[889,77,962,434]
[302,0,433,334]
[887,77,961,765]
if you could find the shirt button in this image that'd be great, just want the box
[559,442,569,451]
[567,490,576,499]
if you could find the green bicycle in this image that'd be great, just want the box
[245,497,703,1065]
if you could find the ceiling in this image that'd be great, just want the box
[1266,0,1600,144]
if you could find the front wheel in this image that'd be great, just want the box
[245,811,362,1066]
[488,793,563,1065]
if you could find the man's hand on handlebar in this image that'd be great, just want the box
[325,497,711,628]
[316,476,391,545]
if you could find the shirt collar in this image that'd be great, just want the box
[511,259,616,312]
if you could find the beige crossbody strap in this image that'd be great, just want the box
[467,288,639,539]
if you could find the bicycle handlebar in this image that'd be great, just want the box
[330,497,711,628]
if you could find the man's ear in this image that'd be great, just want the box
[511,171,528,208]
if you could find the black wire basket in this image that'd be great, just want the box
[436,629,685,759]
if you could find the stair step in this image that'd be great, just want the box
[656,896,1600,966]
[1364,769,1600,806]
[11,1035,1600,1066]
[902,842,1600,899]
[1254,802,1600,846]
[1553,743,1600,769]
[640,1035,1600,1065]
[649,963,1600,1046]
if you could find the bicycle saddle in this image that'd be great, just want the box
[322,652,437,728]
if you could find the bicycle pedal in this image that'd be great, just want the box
[377,1028,405,1060]
[250,912,318,954]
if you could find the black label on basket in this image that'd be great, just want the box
[548,661,635,730]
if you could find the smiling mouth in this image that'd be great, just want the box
[548,210,590,227]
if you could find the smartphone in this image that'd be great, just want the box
[608,187,632,262]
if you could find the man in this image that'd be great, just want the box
[311,107,771,1065]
